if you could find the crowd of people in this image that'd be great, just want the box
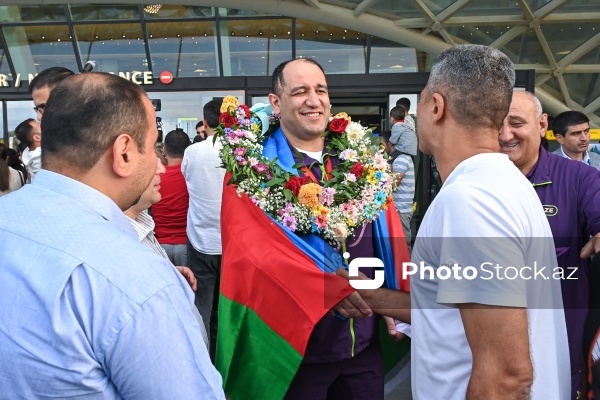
[0,43,599,400]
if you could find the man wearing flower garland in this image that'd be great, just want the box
[215,57,413,400]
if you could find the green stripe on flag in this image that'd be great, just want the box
[216,294,304,400]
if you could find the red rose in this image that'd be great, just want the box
[284,176,303,196]
[284,176,312,196]
[349,162,364,178]
[329,118,349,134]
[219,113,237,128]
[240,104,251,118]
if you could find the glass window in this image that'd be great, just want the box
[147,21,219,77]
[500,28,546,64]
[369,38,418,73]
[296,19,367,75]
[445,24,514,46]
[0,34,13,78]
[218,8,277,17]
[0,5,66,23]
[2,25,78,75]
[542,22,599,62]
[542,76,565,103]
[7,101,36,143]
[143,5,214,19]
[68,5,139,21]
[453,0,522,16]
[73,23,148,74]
[220,19,293,76]
[335,0,423,19]
[573,44,600,65]
[563,73,600,109]
[152,90,244,139]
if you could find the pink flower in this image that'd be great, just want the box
[319,187,336,206]
[315,214,328,229]
[253,163,269,174]
[282,215,296,231]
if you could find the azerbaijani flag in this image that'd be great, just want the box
[216,174,410,399]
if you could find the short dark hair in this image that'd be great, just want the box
[551,111,590,137]
[29,67,75,94]
[396,97,411,111]
[14,118,36,148]
[42,72,149,174]
[390,106,405,121]
[193,134,205,143]
[427,44,515,130]
[203,99,223,129]
[272,58,325,97]
[164,129,190,158]
[195,120,204,130]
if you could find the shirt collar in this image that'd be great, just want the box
[32,169,138,239]
[126,210,154,242]
[559,145,590,165]
[527,146,553,186]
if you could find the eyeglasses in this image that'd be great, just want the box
[33,104,45,115]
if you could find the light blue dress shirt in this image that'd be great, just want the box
[0,170,224,399]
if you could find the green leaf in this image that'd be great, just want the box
[292,162,304,169]
[283,188,293,202]
[265,177,284,188]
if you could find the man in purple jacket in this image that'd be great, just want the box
[499,90,600,400]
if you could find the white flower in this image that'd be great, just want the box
[332,223,349,240]
[343,173,357,183]
[340,149,358,162]
[346,122,365,143]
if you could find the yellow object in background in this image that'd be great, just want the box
[546,129,600,141]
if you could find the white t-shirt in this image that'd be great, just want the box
[181,139,226,254]
[410,153,570,399]
[22,146,41,183]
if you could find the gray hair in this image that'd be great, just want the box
[427,44,515,130]
[520,90,543,117]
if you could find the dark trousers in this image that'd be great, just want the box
[187,241,221,361]
[284,342,384,400]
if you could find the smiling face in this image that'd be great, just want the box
[269,60,331,146]
[557,121,590,158]
[499,91,547,175]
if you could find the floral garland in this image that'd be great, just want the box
[215,95,395,248]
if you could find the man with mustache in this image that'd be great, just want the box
[500,91,600,399]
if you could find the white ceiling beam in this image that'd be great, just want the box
[516,0,535,20]
[533,25,559,70]
[543,12,600,23]
[394,18,430,29]
[489,25,526,49]
[354,0,379,17]
[304,0,321,9]
[536,87,600,128]
[584,96,600,114]
[438,29,457,46]
[536,74,552,85]
[411,0,437,22]
[557,31,600,68]
[436,0,472,22]
[556,74,574,109]
[534,0,569,20]
[437,15,527,25]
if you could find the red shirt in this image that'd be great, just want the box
[152,164,189,244]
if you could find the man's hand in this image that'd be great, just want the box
[332,291,373,319]
[580,232,600,259]
[335,267,411,323]
[383,316,406,341]
[176,266,197,292]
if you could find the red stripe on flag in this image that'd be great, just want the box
[220,175,353,355]
[385,206,411,292]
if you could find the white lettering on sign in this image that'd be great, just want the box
[0,71,155,88]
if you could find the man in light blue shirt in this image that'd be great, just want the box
[0,72,224,399]
[552,110,600,171]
